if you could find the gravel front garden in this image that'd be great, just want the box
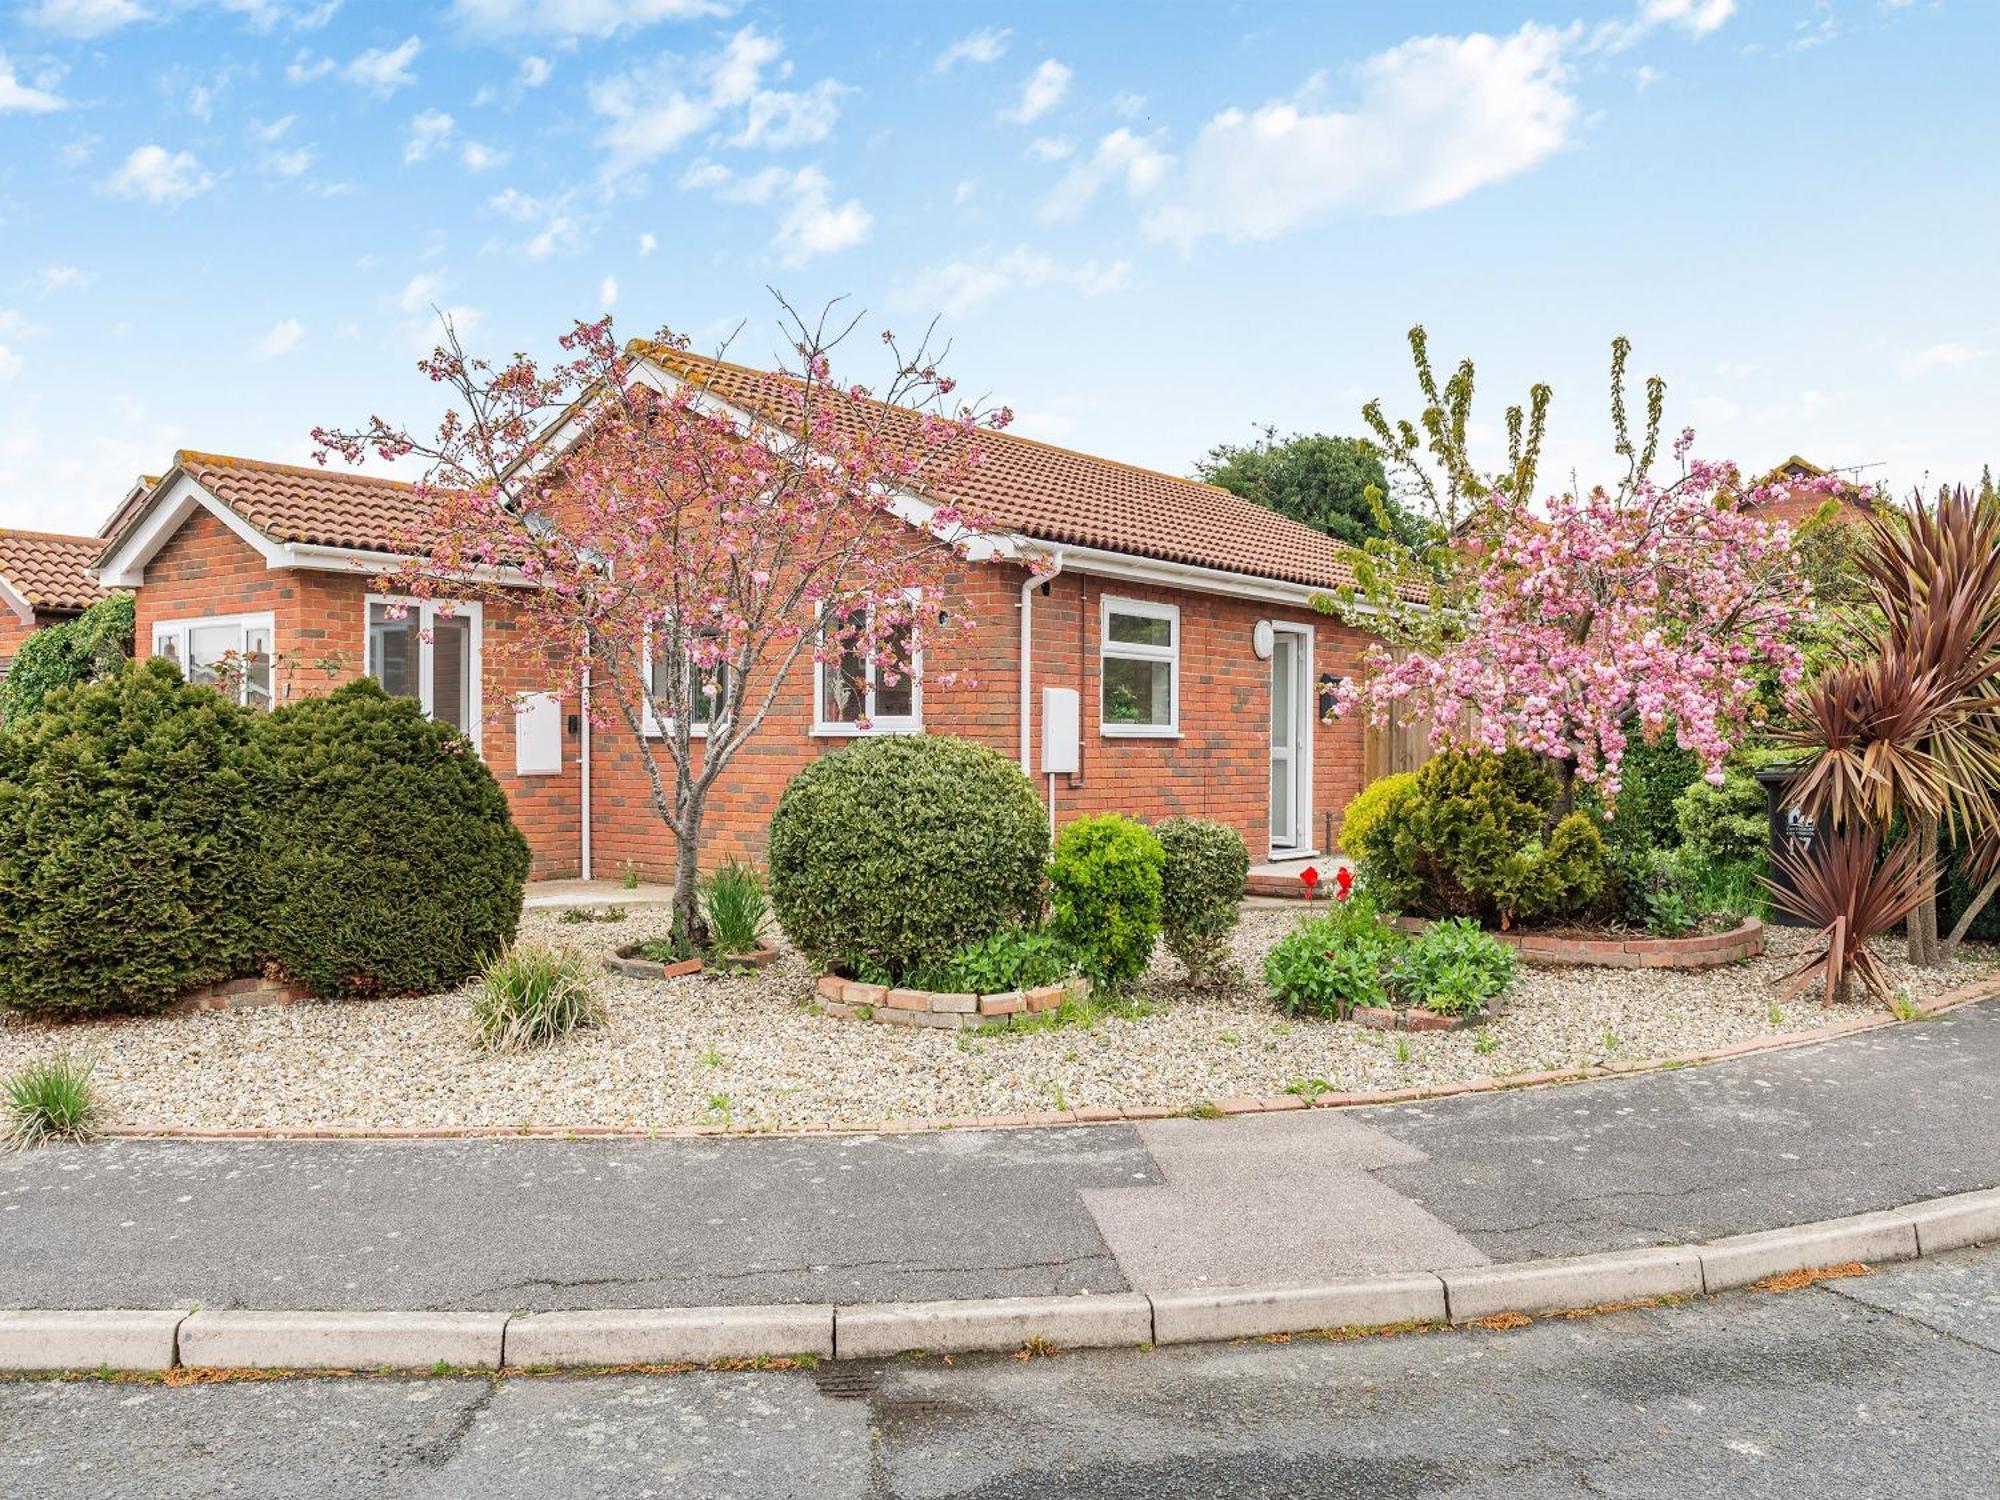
[3,904,1990,1135]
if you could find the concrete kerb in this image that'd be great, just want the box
[5,1187,1997,1374]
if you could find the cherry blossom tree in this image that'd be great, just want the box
[314,301,1011,949]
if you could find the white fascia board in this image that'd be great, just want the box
[94,471,287,587]
[0,574,35,623]
[1026,541,1375,613]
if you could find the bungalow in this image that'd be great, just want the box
[89,348,1382,880]
[0,529,110,675]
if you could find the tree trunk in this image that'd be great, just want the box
[673,807,710,955]
[1945,867,2000,960]
[1549,756,1577,828]
[1908,817,1942,968]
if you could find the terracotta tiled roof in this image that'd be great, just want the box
[171,450,420,551]
[0,529,111,613]
[636,344,1364,593]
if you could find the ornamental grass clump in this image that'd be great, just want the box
[4,1051,104,1148]
[699,858,769,957]
[472,943,604,1052]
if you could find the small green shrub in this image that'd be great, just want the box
[0,657,258,1017]
[1047,814,1167,989]
[3,1051,104,1148]
[1394,918,1515,1015]
[1674,759,1776,870]
[1614,846,1766,935]
[0,594,134,725]
[1592,735,1702,855]
[700,858,768,955]
[1263,898,1403,1020]
[1339,772,1416,855]
[768,736,1048,981]
[1154,817,1249,986]
[249,678,531,999]
[472,943,604,1051]
[903,929,1077,994]
[1490,813,1609,925]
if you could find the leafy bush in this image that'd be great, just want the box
[1394,918,1515,1015]
[1674,758,1776,870]
[471,943,603,1052]
[1339,772,1416,855]
[0,658,257,1017]
[902,929,1077,994]
[1047,814,1167,989]
[4,1051,104,1148]
[0,594,134,725]
[1352,749,1609,927]
[250,679,530,999]
[768,735,1048,981]
[1589,734,1702,855]
[1263,896,1404,1020]
[700,858,768,955]
[1154,816,1249,986]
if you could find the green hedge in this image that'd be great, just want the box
[250,679,530,999]
[0,658,257,1016]
[768,735,1048,981]
[1153,816,1247,985]
[1048,814,1166,989]
[0,594,134,724]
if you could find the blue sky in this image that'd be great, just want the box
[0,0,1991,534]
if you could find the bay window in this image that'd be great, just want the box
[367,598,481,746]
[153,613,274,710]
[1100,596,1179,736]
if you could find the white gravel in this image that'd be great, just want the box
[2,907,1992,1133]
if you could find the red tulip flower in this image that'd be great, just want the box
[1299,865,1320,903]
[1335,867,1354,902]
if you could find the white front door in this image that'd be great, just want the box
[1269,626,1312,854]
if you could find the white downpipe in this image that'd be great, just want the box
[1018,550,1066,773]
[579,651,594,882]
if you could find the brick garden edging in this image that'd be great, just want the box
[95,974,2000,1142]
[166,974,317,1015]
[813,974,1091,1031]
[1393,915,1765,971]
[605,945,779,980]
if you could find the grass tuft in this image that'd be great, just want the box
[4,1051,104,1149]
[471,943,604,1053]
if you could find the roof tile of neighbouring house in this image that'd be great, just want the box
[635,344,1365,593]
[171,449,420,550]
[0,529,112,613]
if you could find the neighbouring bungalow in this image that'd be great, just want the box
[89,347,1386,881]
[0,528,111,675]
[1737,455,1877,527]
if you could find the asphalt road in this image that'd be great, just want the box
[4,1245,1996,1499]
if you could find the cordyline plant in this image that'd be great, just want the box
[1765,825,1935,1009]
[1321,329,1833,817]
[1781,484,2000,964]
[313,300,1011,950]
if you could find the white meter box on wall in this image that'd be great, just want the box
[1041,686,1080,775]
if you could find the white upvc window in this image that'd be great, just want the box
[1100,595,1180,737]
[153,612,275,710]
[366,597,482,749]
[812,601,921,735]
[642,621,729,739]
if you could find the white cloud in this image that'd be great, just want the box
[899,246,1130,318]
[525,215,581,258]
[638,231,657,255]
[403,108,455,163]
[396,273,485,353]
[22,0,148,39]
[1899,342,1987,377]
[103,144,216,205]
[599,274,618,309]
[1591,0,1736,53]
[1145,24,1577,248]
[952,177,976,206]
[460,141,509,171]
[1027,135,1074,162]
[0,54,69,113]
[518,54,553,87]
[262,143,314,176]
[38,264,94,295]
[1039,127,1172,222]
[253,318,306,358]
[450,0,726,40]
[1001,59,1070,124]
[343,36,422,94]
[734,78,845,148]
[285,50,335,83]
[1634,64,1662,90]
[680,160,870,266]
[934,27,1010,72]
[487,186,548,221]
[1110,90,1146,120]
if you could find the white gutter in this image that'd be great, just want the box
[579,648,593,883]
[1019,550,1065,771]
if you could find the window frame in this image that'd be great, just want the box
[364,595,484,752]
[810,598,923,737]
[152,611,277,710]
[640,620,729,740]
[1098,594,1181,738]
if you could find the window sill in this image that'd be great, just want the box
[642,724,714,740]
[1100,726,1181,739]
[810,722,924,738]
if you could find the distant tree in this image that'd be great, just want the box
[1194,428,1416,548]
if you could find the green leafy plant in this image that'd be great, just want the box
[1262,898,1403,1020]
[902,929,1077,994]
[0,594,134,725]
[768,735,1048,981]
[699,858,769,956]
[1153,816,1249,986]
[1046,815,1166,990]
[250,679,531,1000]
[1338,773,1416,856]
[558,905,628,925]
[471,943,604,1052]
[1393,918,1515,1015]
[4,1051,104,1148]
[619,864,640,891]
[1674,756,1782,870]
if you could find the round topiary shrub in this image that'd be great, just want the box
[249,678,530,999]
[1338,772,1416,856]
[1047,814,1166,989]
[1154,816,1248,985]
[0,657,257,1017]
[767,735,1048,981]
